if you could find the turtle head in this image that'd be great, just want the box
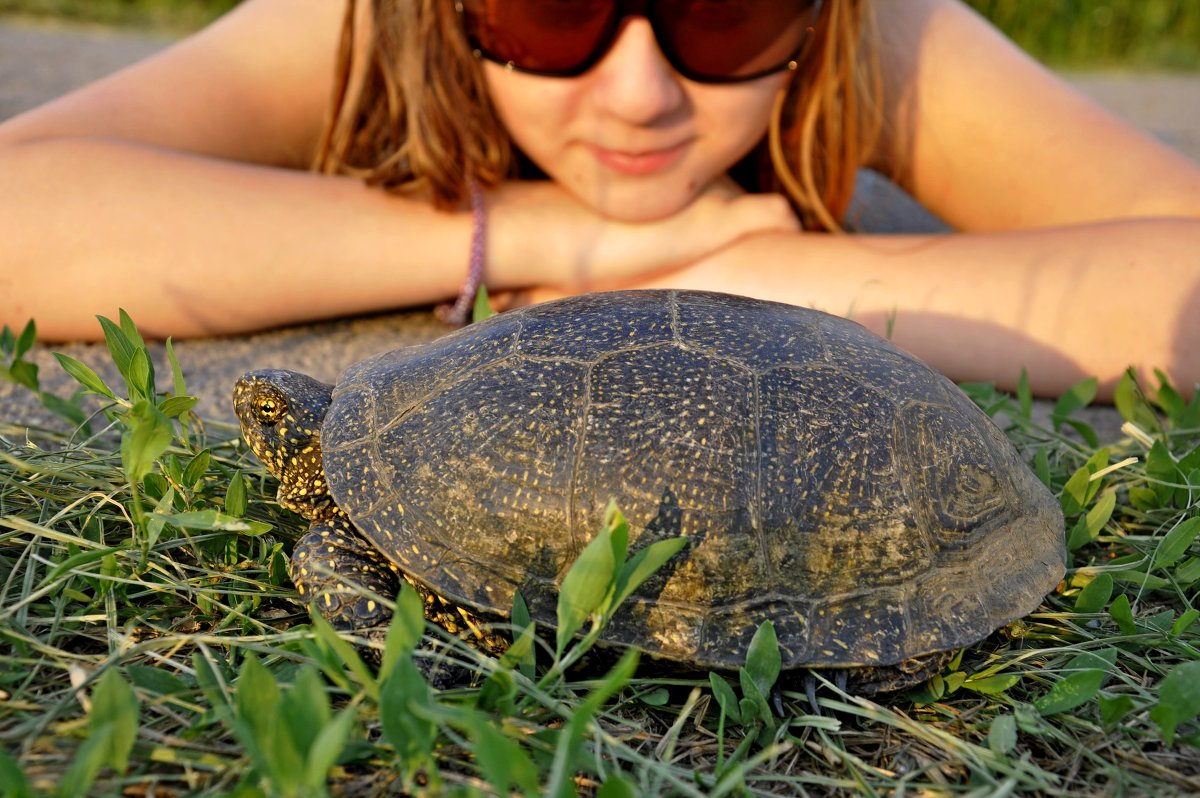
[234,369,336,521]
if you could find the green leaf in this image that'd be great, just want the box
[1060,467,1091,516]
[1033,447,1051,487]
[89,668,140,773]
[709,672,742,724]
[53,353,117,400]
[1153,369,1200,428]
[235,655,280,741]
[233,655,304,792]
[612,536,688,611]
[308,611,377,698]
[510,591,535,680]
[182,449,212,487]
[471,718,540,796]
[98,315,136,380]
[192,652,235,725]
[1154,516,1200,570]
[279,666,330,759]
[1016,368,1032,421]
[126,665,189,697]
[1051,377,1098,429]
[556,520,618,655]
[1146,441,1184,507]
[597,776,637,798]
[638,687,670,706]
[472,283,495,323]
[964,673,1021,695]
[381,581,426,680]
[1111,570,1170,591]
[737,667,774,737]
[987,713,1017,755]
[1035,649,1117,716]
[1065,517,1091,551]
[1063,418,1100,449]
[1083,491,1116,540]
[1175,556,1200,588]
[1060,450,1109,516]
[743,621,781,700]
[120,400,173,485]
[1114,369,1161,433]
[305,706,356,789]
[476,669,518,715]
[1150,660,1200,746]
[40,390,88,429]
[605,502,630,587]
[0,747,33,798]
[1099,694,1135,727]
[6,359,38,391]
[1035,669,1107,716]
[1074,572,1114,613]
[118,308,147,353]
[56,733,107,798]
[127,347,155,403]
[379,656,437,771]
[165,336,187,396]
[499,623,536,679]
[1172,609,1199,637]
[158,509,271,536]
[14,319,36,359]
[225,471,248,517]
[158,395,197,418]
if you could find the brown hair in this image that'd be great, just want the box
[313,0,880,232]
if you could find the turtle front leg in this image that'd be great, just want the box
[292,514,400,635]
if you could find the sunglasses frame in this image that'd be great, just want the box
[455,0,826,85]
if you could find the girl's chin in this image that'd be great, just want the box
[573,184,699,223]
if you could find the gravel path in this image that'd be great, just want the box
[3,17,1195,436]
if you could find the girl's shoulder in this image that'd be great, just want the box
[0,0,348,167]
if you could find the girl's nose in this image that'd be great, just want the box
[589,18,687,125]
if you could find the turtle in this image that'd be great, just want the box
[234,289,1065,693]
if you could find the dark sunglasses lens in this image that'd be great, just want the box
[462,0,618,75]
[656,0,820,81]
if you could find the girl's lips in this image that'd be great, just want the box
[587,140,691,176]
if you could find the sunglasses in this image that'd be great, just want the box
[457,0,825,84]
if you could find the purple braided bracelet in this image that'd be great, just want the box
[437,178,487,326]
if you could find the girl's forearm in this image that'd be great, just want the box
[635,219,1200,398]
[0,138,483,341]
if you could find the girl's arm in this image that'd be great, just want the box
[618,221,1200,400]
[0,0,796,341]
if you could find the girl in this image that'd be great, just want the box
[1,0,1197,397]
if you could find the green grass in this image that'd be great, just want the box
[0,0,237,31]
[0,0,1198,69]
[1,313,1199,797]
[965,0,1200,70]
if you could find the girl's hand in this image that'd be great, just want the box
[486,177,799,294]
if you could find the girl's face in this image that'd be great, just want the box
[483,17,792,222]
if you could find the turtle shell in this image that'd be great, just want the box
[320,290,1064,671]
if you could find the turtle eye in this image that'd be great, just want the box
[253,393,286,424]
